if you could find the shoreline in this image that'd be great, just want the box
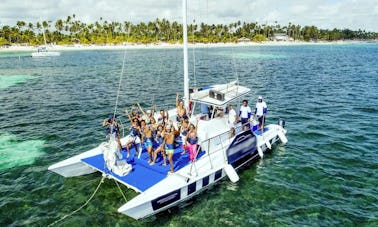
[0,40,376,52]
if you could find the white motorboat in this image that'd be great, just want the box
[48,0,288,220]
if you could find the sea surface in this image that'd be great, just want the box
[0,43,377,226]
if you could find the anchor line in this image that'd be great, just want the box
[114,178,128,202]
[47,175,105,227]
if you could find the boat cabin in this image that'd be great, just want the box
[186,81,251,145]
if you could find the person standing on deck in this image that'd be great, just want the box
[140,120,154,163]
[137,103,155,125]
[163,125,179,174]
[157,109,169,126]
[102,115,122,151]
[176,93,187,121]
[228,104,237,137]
[239,100,252,130]
[185,119,199,163]
[254,96,267,131]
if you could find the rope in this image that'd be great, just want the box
[47,175,105,227]
[113,50,128,119]
[114,179,128,202]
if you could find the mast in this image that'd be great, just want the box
[42,28,47,46]
[182,0,189,110]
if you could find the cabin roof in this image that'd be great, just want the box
[190,81,250,107]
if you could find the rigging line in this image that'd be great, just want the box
[47,176,105,227]
[229,28,239,84]
[114,179,128,202]
[152,49,165,106]
[191,19,197,88]
[113,50,128,118]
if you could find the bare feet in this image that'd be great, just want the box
[163,163,167,166]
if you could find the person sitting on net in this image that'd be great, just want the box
[125,108,142,157]
[150,124,166,166]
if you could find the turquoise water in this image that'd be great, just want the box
[0,44,377,226]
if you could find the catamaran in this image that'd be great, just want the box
[48,0,287,220]
[31,23,60,57]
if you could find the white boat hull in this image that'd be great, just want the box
[31,51,60,57]
[48,146,102,177]
[117,124,287,219]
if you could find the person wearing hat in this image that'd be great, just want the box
[254,96,267,131]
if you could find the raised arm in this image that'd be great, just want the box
[151,104,156,115]
[165,110,169,120]
[125,108,132,121]
[137,103,146,116]
[176,93,180,108]
[102,118,109,126]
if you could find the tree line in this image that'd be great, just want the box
[1,15,377,46]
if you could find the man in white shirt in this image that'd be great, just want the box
[254,96,267,131]
[239,100,252,130]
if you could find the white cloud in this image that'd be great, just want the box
[0,0,377,31]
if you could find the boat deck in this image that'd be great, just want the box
[81,143,204,193]
[81,127,267,193]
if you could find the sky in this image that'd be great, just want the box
[1,0,378,31]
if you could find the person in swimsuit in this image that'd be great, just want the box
[102,115,122,150]
[185,119,199,163]
[150,125,166,166]
[137,103,155,125]
[163,124,179,174]
[180,116,190,154]
[158,109,169,126]
[176,93,187,122]
[125,108,141,157]
[140,120,154,163]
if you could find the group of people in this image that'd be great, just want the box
[103,94,199,174]
[227,96,268,133]
[102,94,267,174]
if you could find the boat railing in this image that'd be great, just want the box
[189,122,248,176]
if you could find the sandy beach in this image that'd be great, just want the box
[0,40,371,53]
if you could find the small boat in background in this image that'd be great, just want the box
[31,23,60,57]
[31,46,60,57]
